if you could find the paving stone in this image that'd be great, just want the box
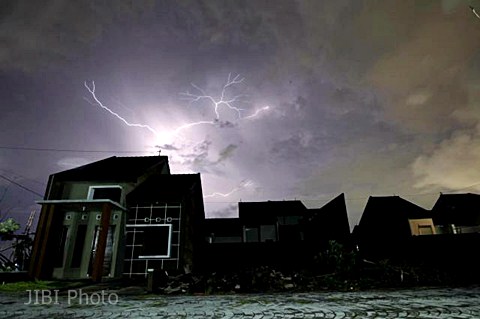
[2,287,480,318]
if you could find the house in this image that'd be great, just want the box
[303,193,351,245]
[203,195,351,270]
[431,193,480,234]
[239,200,309,243]
[354,193,480,280]
[29,156,205,281]
[353,196,431,260]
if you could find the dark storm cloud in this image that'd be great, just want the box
[207,203,237,218]
[216,144,238,163]
[155,144,179,151]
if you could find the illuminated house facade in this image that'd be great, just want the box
[29,156,205,281]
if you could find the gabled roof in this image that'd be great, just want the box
[306,193,350,239]
[52,156,170,182]
[432,193,480,226]
[358,196,430,238]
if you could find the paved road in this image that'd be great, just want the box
[1,286,479,318]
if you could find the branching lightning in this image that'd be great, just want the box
[84,74,270,144]
[180,73,246,119]
[84,76,269,206]
[179,73,269,121]
[84,81,160,137]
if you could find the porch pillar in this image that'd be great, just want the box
[91,202,112,282]
[29,204,58,279]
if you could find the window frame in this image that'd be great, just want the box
[132,224,173,259]
[87,185,123,202]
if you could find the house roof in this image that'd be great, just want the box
[432,193,480,226]
[126,173,203,204]
[51,156,170,182]
[305,193,350,239]
[357,196,430,238]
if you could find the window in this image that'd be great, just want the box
[277,216,301,225]
[87,186,122,203]
[418,225,434,235]
[138,225,172,258]
[54,226,69,268]
[244,227,259,242]
[71,225,87,268]
[260,225,277,242]
[408,218,436,236]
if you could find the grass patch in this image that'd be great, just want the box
[0,280,81,293]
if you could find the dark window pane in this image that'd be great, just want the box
[92,188,121,203]
[71,225,87,268]
[260,225,277,242]
[54,226,69,267]
[140,226,171,257]
[245,227,259,242]
[278,216,301,225]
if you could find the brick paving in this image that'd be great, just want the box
[0,286,479,318]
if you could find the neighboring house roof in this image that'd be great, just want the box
[305,193,350,240]
[357,196,430,239]
[51,156,170,182]
[432,193,480,226]
[239,200,308,224]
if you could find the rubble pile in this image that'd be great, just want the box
[151,266,352,295]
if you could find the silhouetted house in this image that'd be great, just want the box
[423,193,480,278]
[354,196,431,260]
[203,195,351,270]
[353,193,480,281]
[432,193,480,234]
[29,156,205,281]
[304,193,351,245]
[239,200,308,243]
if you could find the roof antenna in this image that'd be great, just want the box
[157,149,162,156]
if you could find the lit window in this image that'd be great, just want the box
[408,218,436,236]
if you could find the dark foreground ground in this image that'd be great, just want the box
[0,285,479,318]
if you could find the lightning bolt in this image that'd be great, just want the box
[180,73,246,119]
[243,106,270,119]
[471,6,480,20]
[204,180,254,198]
[84,74,271,146]
[84,81,160,137]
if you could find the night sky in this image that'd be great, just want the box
[1,0,480,229]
